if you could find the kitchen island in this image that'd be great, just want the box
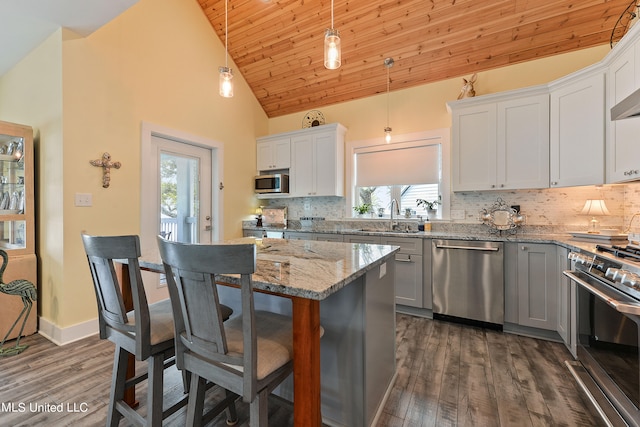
[142,237,400,427]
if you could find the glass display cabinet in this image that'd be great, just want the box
[0,120,36,342]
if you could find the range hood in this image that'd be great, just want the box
[611,87,640,120]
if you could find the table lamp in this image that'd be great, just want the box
[255,206,263,228]
[581,199,610,233]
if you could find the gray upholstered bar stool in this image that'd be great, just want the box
[82,233,235,426]
[157,236,294,427]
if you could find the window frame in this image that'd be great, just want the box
[345,129,450,220]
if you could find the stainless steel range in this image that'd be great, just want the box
[564,245,640,427]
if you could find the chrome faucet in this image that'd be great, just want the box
[390,199,399,231]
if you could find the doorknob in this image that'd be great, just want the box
[205,216,211,221]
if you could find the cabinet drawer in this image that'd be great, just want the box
[380,237,422,255]
[343,234,381,244]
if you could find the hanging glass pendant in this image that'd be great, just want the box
[219,66,233,98]
[384,126,392,143]
[324,28,341,70]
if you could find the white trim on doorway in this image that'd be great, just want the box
[140,121,224,259]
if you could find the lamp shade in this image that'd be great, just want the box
[580,199,610,216]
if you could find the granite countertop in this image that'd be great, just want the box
[245,224,569,243]
[141,237,400,301]
[243,225,640,270]
[247,237,399,299]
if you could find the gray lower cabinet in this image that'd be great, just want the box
[284,231,344,242]
[243,229,265,238]
[284,231,313,240]
[556,245,576,357]
[315,233,344,242]
[343,234,382,244]
[423,239,432,310]
[381,237,423,308]
[516,243,558,330]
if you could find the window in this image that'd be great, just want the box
[347,129,450,219]
[356,185,440,217]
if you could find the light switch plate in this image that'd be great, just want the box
[451,209,465,220]
[75,193,92,207]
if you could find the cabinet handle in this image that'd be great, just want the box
[435,244,499,251]
[500,184,504,188]
[395,255,412,262]
[521,246,527,251]
[491,184,495,188]
[551,181,557,186]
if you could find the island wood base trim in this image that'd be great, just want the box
[292,297,322,427]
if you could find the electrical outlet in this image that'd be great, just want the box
[379,262,387,278]
[451,209,465,220]
[75,193,92,207]
[304,201,311,211]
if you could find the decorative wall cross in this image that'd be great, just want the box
[90,152,121,188]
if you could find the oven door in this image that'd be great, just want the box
[565,270,640,426]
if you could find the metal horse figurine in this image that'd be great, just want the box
[0,250,36,356]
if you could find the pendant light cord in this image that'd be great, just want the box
[386,64,390,127]
[225,0,229,68]
[331,0,334,29]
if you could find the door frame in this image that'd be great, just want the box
[140,121,224,260]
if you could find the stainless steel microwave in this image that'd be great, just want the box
[254,174,289,194]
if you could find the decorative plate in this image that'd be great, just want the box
[302,110,325,128]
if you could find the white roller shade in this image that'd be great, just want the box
[356,144,440,187]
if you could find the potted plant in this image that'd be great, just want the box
[353,203,372,217]
[416,199,441,219]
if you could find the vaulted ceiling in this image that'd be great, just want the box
[197,0,637,118]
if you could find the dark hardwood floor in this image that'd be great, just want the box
[0,314,604,426]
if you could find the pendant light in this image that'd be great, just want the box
[324,0,341,69]
[383,57,394,143]
[219,0,233,98]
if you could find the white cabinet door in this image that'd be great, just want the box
[256,137,290,172]
[550,73,605,187]
[451,103,497,191]
[291,134,315,196]
[497,94,550,190]
[517,243,558,331]
[451,91,549,191]
[607,46,640,183]
[291,126,345,197]
[313,132,341,196]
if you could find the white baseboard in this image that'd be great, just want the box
[38,316,99,346]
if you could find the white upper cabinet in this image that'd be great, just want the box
[497,94,550,189]
[291,124,346,197]
[607,41,640,183]
[450,88,549,191]
[256,136,290,172]
[549,71,605,187]
[450,103,497,191]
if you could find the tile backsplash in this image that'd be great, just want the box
[254,183,640,234]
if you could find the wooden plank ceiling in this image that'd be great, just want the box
[197,0,636,118]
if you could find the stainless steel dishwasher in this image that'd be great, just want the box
[432,239,504,328]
